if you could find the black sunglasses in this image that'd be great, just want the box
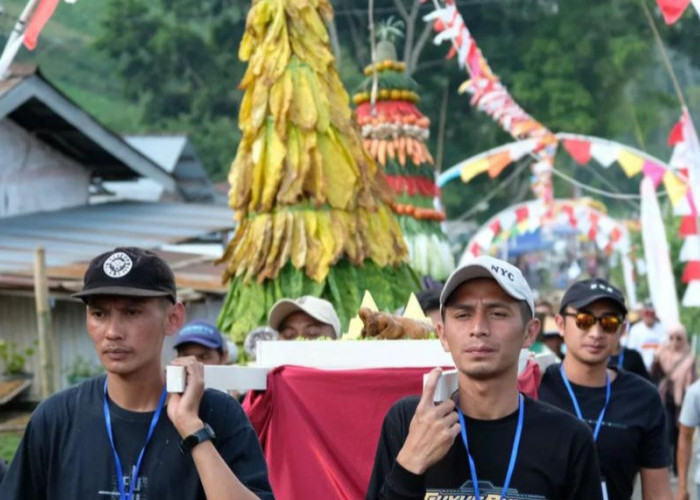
[561,311,622,334]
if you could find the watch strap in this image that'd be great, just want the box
[180,423,215,454]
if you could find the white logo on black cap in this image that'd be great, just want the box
[103,252,133,278]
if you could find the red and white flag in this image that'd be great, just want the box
[655,0,700,24]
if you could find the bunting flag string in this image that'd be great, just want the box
[425,0,556,205]
[461,199,636,303]
[667,109,700,307]
[655,0,700,24]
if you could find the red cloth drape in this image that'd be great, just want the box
[243,362,541,500]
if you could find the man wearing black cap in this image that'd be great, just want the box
[366,256,602,500]
[539,278,672,500]
[0,247,273,499]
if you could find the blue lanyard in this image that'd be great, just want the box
[559,364,611,441]
[103,379,166,500]
[616,348,625,369]
[457,393,524,500]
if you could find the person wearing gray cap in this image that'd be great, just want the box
[268,295,341,340]
[539,278,672,500]
[366,255,602,500]
[0,247,273,500]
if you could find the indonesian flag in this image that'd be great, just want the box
[23,0,61,50]
[655,0,700,24]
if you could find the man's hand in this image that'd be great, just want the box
[167,356,206,438]
[396,368,461,475]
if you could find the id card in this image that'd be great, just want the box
[601,480,608,500]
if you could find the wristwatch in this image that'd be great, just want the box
[180,423,216,454]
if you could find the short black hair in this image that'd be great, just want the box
[416,288,442,314]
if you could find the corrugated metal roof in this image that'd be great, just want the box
[0,201,235,274]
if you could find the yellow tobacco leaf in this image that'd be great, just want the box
[304,212,327,281]
[300,5,330,44]
[250,80,269,134]
[260,120,287,211]
[227,143,252,213]
[249,127,267,210]
[277,125,303,204]
[290,212,307,268]
[290,64,318,130]
[317,132,357,209]
[269,70,293,132]
[305,68,330,133]
[260,211,287,280]
[275,211,294,272]
[316,211,341,264]
[303,144,327,205]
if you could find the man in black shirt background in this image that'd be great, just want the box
[366,255,602,500]
[539,278,671,500]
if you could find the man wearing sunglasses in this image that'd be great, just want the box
[539,278,672,500]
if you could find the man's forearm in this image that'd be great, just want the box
[192,442,260,500]
[677,426,694,497]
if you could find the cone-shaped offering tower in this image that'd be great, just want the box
[218,0,419,341]
[353,23,455,279]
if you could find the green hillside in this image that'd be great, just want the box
[0,0,145,132]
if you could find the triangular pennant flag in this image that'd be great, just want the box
[680,215,698,237]
[359,290,379,312]
[682,261,700,283]
[344,316,364,340]
[668,119,684,146]
[489,219,501,235]
[24,0,61,50]
[499,210,517,230]
[682,280,700,307]
[617,149,644,177]
[642,161,666,188]
[674,192,693,216]
[663,171,689,208]
[655,0,691,24]
[563,139,592,165]
[515,206,529,222]
[509,139,538,160]
[679,236,700,262]
[460,158,489,183]
[403,293,429,321]
[487,151,513,178]
[590,141,619,168]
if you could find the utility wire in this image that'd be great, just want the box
[550,167,669,201]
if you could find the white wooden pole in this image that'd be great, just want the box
[0,0,40,79]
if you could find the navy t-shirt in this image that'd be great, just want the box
[0,375,274,499]
[539,364,670,500]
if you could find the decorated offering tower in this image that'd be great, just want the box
[218,0,419,341]
[353,22,455,279]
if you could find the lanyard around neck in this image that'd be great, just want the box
[559,364,611,441]
[103,379,166,500]
[456,393,524,500]
[616,347,625,369]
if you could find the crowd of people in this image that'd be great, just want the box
[0,245,698,500]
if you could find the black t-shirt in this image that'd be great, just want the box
[539,364,670,500]
[608,347,650,381]
[366,394,602,500]
[0,375,274,499]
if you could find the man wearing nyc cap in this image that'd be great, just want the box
[268,295,341,340]
[175,320,229,365]
[0,247,273,499]
[539,278,672,500]
[366,255,602,500]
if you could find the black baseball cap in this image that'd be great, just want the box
[559,278,627,315]
[72,247,177,303]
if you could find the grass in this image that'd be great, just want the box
[0,432,23,463]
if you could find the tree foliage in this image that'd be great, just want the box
[94,0,700,220]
